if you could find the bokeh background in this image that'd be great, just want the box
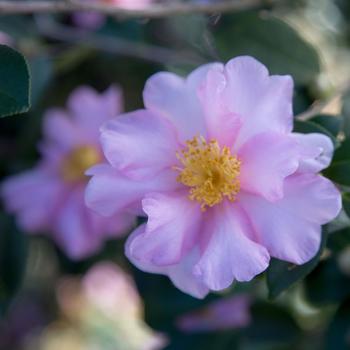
[0,0,350,349]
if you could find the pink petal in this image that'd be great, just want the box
[194,203,270,291]
[223,56,293,147]
[143,64,222,142]
[127,191,202,265]
[198,65,242,147]
[68,85,123,140]
[43,109,82,151]
[54,188,103,259]
[240,173,341,264]
[1,168,63,232]
[85,164,179,217]
[101,110,180,179]
[291,132,334,173]
[126,226,209,299]
[238,132,299,201]
[177,294,251,332]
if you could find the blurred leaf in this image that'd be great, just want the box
[243,302,300,348]
[305,258,350,305]
[342,193,350,218]
[327,227,350,253]
[0,215,28,307]
[293,120,337,144]
[266,231,327,300]
[28,55,52,106]
[323,138,350,185]
[0,45,30,117]
[213,12,320,84]
[341,90,350,138]
[325,299,350,350]
[310,114,342,137]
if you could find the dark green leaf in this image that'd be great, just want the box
[0,214,28,304]
[266,231,327,300]
[310,114,342,137]
[327,227,350,253]
[325,299,350,350]
[323,138,350,185]
[213,12,320,84]
[293,120,337,144]
[305,258,350,305]
[0,45,30,117]
[342,193,350,218]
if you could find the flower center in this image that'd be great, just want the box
[61,145,101,183]
[175,136,241,210]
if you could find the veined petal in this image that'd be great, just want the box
[85,164,179,217]
[238,132,299,201]
[240,173,341,264]
[194,203,270,291]
[198,65,242,147]
[143,64,222,142]
[128,192,202,265]
[126,225,209,299]
[223,56,293,147]
[101,110,180,179]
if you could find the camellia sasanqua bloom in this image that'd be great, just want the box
[1,86,135,259]
[86,56,341,298]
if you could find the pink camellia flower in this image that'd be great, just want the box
[1,86,135,259]
[86,56,341,298]
[176,294,251,332]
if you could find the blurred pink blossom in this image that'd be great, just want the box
[47,262,167,350]
[72,0,154,30]
[0,31,14,46]
[1,86,135,259]
[177,294,251,332]
[86,56,341,298]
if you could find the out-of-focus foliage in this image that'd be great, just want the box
[0,0,349,349]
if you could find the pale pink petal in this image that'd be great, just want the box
[54,188,103,259]
[194,203,270,291]
[126,226,209,299]
[291,132,334,173]
[85,164,179,217]
[1,168,63,232]
[238,132,299,201]
[68,85,123,140]
[101,110,180,179]
[143,65,222,141]
[223,56,293,147]
[177,294,251,332]
[127,192,202,265]
[240,173,341,264]
[43,109,82,151]
[198,65,242,146]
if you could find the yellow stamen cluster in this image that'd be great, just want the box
[61,145,101,183]
[175,136,241,210]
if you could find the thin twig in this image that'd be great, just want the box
[34,16,205,65]
[296,81,350,121]
[0,0,280,18]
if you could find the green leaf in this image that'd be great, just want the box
[266,230,327,300]
[212,12,320,85]
[0,214,28,305]
[310,114,342,137]
[0,45,30,117]
[342,193,350,218]
[293,120,337,144]
[323,138,350,185]
[325,299,350,350]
